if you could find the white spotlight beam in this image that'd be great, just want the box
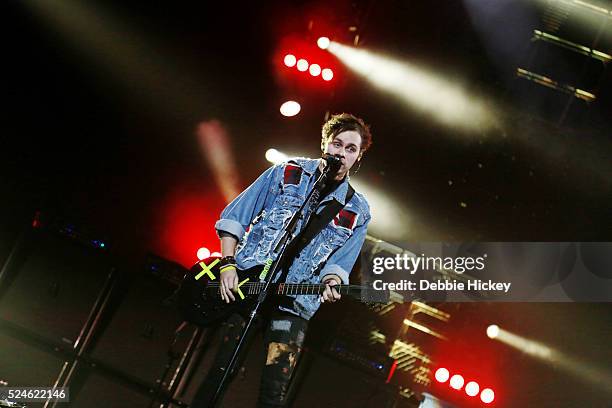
[350,179,411,240]
[488,325,612,394]
[328,42,498,132]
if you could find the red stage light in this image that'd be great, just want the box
[450,374,465,390]
[435,368,450,383]
[197,247,211,260]
[284,54,296,67]
[321,68,333,81]
[309,63,321,76]
[481,388,495,404]
[385,360,398,384]
[296,59,309,72]
[465,381,480,397]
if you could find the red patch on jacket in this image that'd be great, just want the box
[283,164,302,185]
[333,209,358,230]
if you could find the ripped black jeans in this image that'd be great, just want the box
[191,311,308,408]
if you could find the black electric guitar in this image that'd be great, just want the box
[177,256,404,327]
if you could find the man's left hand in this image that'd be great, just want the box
[321,278,341,303]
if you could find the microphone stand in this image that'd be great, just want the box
[209,160,338,407]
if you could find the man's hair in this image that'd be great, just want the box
[320,113,373,155]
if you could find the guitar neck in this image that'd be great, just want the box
[277,282,361,296]
[207,282,363,296]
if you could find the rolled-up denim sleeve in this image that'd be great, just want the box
[215,164,279,241]
[320,215,370,284]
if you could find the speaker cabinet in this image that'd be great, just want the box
[68,371,156,408]
[0,231,112,346]
[0,331,68,408]
[89,271,192,387]
[291,350,404,408]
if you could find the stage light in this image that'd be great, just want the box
[279,100,301,117]
[465,381,480,397]
[284,54,296,67]
[321,68,333,81]
[530,0,611,35]
[197,247,210,260]
[434,367,450,383]
[487,324,500,339]
[480,388,495,404]
[449,374,464,390]
[317,36,330,50]
[309,63,321,76]
[296,59,309,72]
[265,148,289,165]
[486,322,612,393]
[489,325,554,359]
[90,239,106,249]
[211,251,222,257]
[327,41,497,132]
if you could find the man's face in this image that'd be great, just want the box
[323,130,363,179]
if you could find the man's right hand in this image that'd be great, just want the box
[220,267,239,303]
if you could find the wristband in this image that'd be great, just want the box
[219,255,236,267]
[220,264,237,274]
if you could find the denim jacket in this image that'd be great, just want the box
[215,157,371,320]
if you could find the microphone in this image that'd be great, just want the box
[323,154,342,172]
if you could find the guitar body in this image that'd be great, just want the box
[178,258,262,327]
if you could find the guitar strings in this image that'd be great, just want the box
[203,282,360,295]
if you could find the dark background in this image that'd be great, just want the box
[1,1,611,407]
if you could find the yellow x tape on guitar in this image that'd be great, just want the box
[234,277,250,300]
[195,258,220,281]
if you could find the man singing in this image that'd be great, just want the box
[192,113,373,407]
